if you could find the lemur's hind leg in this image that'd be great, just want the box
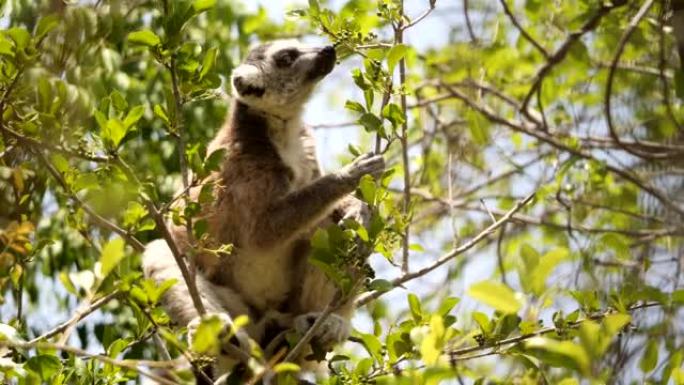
[142,239,258,355]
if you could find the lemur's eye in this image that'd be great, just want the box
[274,49,299,68]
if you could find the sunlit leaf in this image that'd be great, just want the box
[128,30,161,47]
[100,238,126,279]
[468,280,522,314]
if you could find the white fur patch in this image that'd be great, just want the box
[231,64,263,92]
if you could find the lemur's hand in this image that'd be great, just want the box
[294,312,350,351]
[337,153,385,186]
[339,198,371,228]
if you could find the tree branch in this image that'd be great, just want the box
[521,3,622,120]
[30,290,121,343]
[355,193,535,306]
[498,0,548,58]
[2,340,183,385]
[446,302,661,361]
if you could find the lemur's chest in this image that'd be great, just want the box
[270,121,316,187]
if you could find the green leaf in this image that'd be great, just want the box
[111,90,128,111]
[7,28,31,50]
[103,118,127,148]
[358,113,382,133]
[381,102,405,128]
[525,337,590,375]
[199,46,218,79]
[191,315,225,355]
[602,313,630,338]
[273,362,300,374]
[673,289,684,304]
[529,247,569,295]
[123,105,145,129]
[358,174,377,203]
[203,148,226,173]
[35,14,60,39]
[359,332,383,362]
[128,30,161,47]
[310,228,329,250]
[154,104,171,126]
[50,153,69,173]
[437,297,460,316]
[675,71,684,100]
[387,43,408,74]
[369,279,393,292]
[408,293,422,322]
[345,100,365,113]
[472,311,491,335]
[26,355,62,381]
[467,280,522,314]
[193,0,216,13]
[421,315,445,365]
[100,238,125,278]
[0,35,15,57]
[639,340,658,373]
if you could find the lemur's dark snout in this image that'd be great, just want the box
[321,45,335,57]
[308,45,336,79]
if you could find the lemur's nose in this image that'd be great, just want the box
[321,45,335,56]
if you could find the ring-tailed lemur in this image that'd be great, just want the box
[142,39,384,381]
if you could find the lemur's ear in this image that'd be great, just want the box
[231,64,265,98]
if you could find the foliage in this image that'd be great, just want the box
[0,0,683,384]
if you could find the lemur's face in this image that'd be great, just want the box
[230,40,336,115]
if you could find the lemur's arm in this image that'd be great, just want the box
[242,153,383,250]
[300,127,372,227]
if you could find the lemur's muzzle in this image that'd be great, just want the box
[308,45,336,79]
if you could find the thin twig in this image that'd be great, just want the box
[283,303,335,363]
[356,193,535,306]
[3,340,183,385]
[446,302,661,360]
[463,0,478,43]
[396,1,412,275]
[35,150,146,252]
[498,0,548,58]
[604,0,673,160]
[30,290,121,343]
[401,0,436,30]
[521,3,622,120]
[441,83,684,218]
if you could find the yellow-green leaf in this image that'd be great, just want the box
[387,43,408,74]
[193,0,216,13]
[100,238,125,278]
[468,280,522,314]
[128,30,161,47]
[530,247,569,295]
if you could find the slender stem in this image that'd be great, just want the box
[35,150,146,252]
[447,302,661,360]
[396,1,411,275]
[356,193,535,306]
[604,0,673,160]
[3,340,182,385]
[499,0,548,58]
[31,290,121,343]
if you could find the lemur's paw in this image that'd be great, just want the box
[339,153,385,183]
[294,312,350,348]
[339,199,371,228]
